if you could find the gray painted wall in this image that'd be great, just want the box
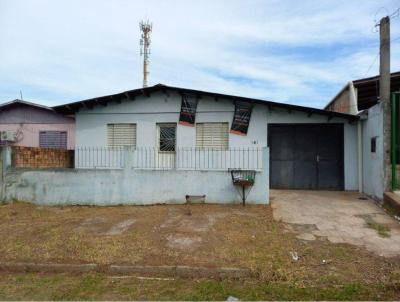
[361,103,384,199]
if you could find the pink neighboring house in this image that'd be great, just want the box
[0,99,75,149]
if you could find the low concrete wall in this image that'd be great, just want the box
[2,148,269,205]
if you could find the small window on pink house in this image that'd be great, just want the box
[39,131,67,149]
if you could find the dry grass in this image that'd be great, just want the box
[0,201,399,294]
[0,272,399,301]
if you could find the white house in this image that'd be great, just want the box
[47,84,359,205]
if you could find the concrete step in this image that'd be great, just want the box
[383,191,400,216]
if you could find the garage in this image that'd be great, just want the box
[268,124,344,190]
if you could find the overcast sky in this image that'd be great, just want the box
[0,0,399,108]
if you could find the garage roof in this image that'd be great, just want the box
[354,72,400,110]
[53,84,359,122]
[325,72,400,111]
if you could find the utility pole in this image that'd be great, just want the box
[140,20,152,88]
[379,16,391,192]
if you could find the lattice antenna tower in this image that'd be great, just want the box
[140,20,152,87]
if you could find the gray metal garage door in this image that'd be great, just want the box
[268,124,344,190]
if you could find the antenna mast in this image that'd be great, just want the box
[140,20,152,87]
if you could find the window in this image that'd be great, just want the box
[107,124,136,147]
[39,131,67,149]
[158,123,176,151]
[371,137,377,153]
[231,101,252,135]
[196,123,229,149]
[179,94,198,126]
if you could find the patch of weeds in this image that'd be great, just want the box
[333,283,369,300]
[270,222,280,234]
[331,245,353,259]
[51,274,104,300]
[260,282,376,300]
[189,280,228,301]
[389,269,400,288]
[230,249,246,258]
[318,273,343,286]
[366,221,391,238]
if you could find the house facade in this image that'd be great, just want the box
[49,84,360,205]
[0,99,75,149]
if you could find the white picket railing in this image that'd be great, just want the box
[75,147,263,171]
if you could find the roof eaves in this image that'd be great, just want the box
[353,71,400,86]
[0,99,54,111]
[53,84,359,121]
[52,84,163,113]
[163,84,359,121]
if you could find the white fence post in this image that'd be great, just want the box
[261,146,269,202]
[123,146,131,170]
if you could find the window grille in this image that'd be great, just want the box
[179,94,198,125]
[231,101,252,135]
[39,131,67,149]
[158,123,176,151]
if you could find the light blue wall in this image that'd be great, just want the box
[361,103,384,199]
[74,91,359,191]
[3,148,269,205]
[76,91,268,149]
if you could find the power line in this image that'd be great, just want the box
[361,36,399,78]
[363,52,380,78]
[389,7,400,19]
[328,9,399,111]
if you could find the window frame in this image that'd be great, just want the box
[107,123,137,148]
[39,130,68,149]
[157,123,177,153]
[195,122,229,150]
[371,136,377,153]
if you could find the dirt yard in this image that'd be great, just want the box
[1,194,400,294]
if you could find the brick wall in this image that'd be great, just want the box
[12,146,74,169]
